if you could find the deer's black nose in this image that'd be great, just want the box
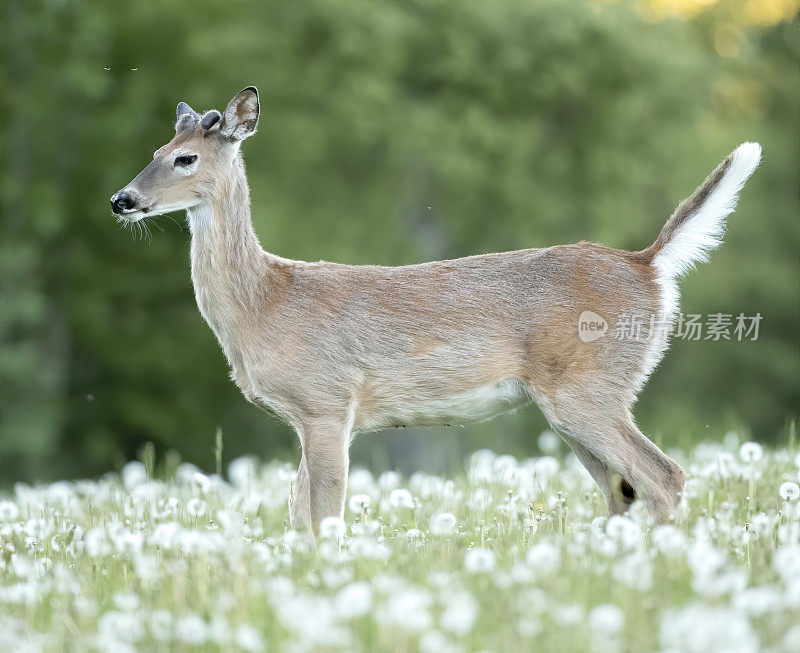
[110,191,136,214]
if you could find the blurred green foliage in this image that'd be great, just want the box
[2,1,797,485]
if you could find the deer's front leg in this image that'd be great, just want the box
[289,455,311,532]
[300,410,354,536]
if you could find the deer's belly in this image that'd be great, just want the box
[357,378,529,431]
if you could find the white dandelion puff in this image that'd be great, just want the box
[551,603,585,626]
[235,624,265,652]
[376,587,432,632]
[738,441,763,463]
[405,528,424,542]
[319,516,346,541]
[538,430,561,454]
[228,457,257,490]
[335,581,372,619]
[780,482,800,502]
[348,493,372,514]
[652,525,686,556]
[534,456,560,481]
[176,613,207,644]
[112,592,140,612]
[192,472,211,494]
[121,461,147,490]
[389,488,415,510]
[0,501,19,522]
[187,498,207,518]
[468,488,492,511]
[429,512,457,537]
[348,469,376,494]
[419,630,453,653]
[440,591,479,635]
[464,547,496,573]
[589,604,624,636]
[98,610,143,643]
[378,471,401,491]
[527,542,561,574]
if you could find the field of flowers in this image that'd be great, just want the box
[2,433,799,652]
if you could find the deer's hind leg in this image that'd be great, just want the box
[563,438,633,516]
[533,387,684,522]
[573,411,683,522]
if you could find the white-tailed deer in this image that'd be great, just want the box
[111,87,761,533]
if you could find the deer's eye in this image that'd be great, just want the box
[174,154,197,167]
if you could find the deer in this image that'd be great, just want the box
[110,86,761,535]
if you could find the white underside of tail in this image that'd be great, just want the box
[653,142,762,280]
[641,142,761,384]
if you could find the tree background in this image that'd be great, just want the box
[2,0,797,485]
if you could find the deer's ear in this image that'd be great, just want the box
[220,87,259,141]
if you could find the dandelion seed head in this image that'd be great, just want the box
[321,565,353,588]
[538,430,561,454]
[589,603,624,636]
[192,473,211,494]
[533,456,560,481]
[378,471,401,491]
[389,488,415,510]
[228,457,257,489]
[440,591,479,635]
[405,528,424,542]
[0,502,20,522]
[176,613,207,644]
[235,624,265,652]
[350,536,389,560]
[779,481,800,502]
[121,461,147,490]
[468,488,492,511]
[527,542,561,574]
[187,498,207,518]
[606,515,641,550]
[376,586,432,632]
[348,493,372,514]
[652,525,686,556]
[348,469,376,495]
[98,610,144,643]
[335,581,372,619]
[738,441,763,463]
[319,516,346,540]
[464,547,496,573]
[112,592,140,612]
[419,630,453,653]
[429,512,457,537]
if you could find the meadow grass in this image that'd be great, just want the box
[1,434,799,652]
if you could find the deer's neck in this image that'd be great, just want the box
[187,153,271,340]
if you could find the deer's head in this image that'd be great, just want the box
[110,87,259,222]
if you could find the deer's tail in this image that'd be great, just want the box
[646,142,761,280]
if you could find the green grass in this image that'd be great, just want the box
[1,437,799,652]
